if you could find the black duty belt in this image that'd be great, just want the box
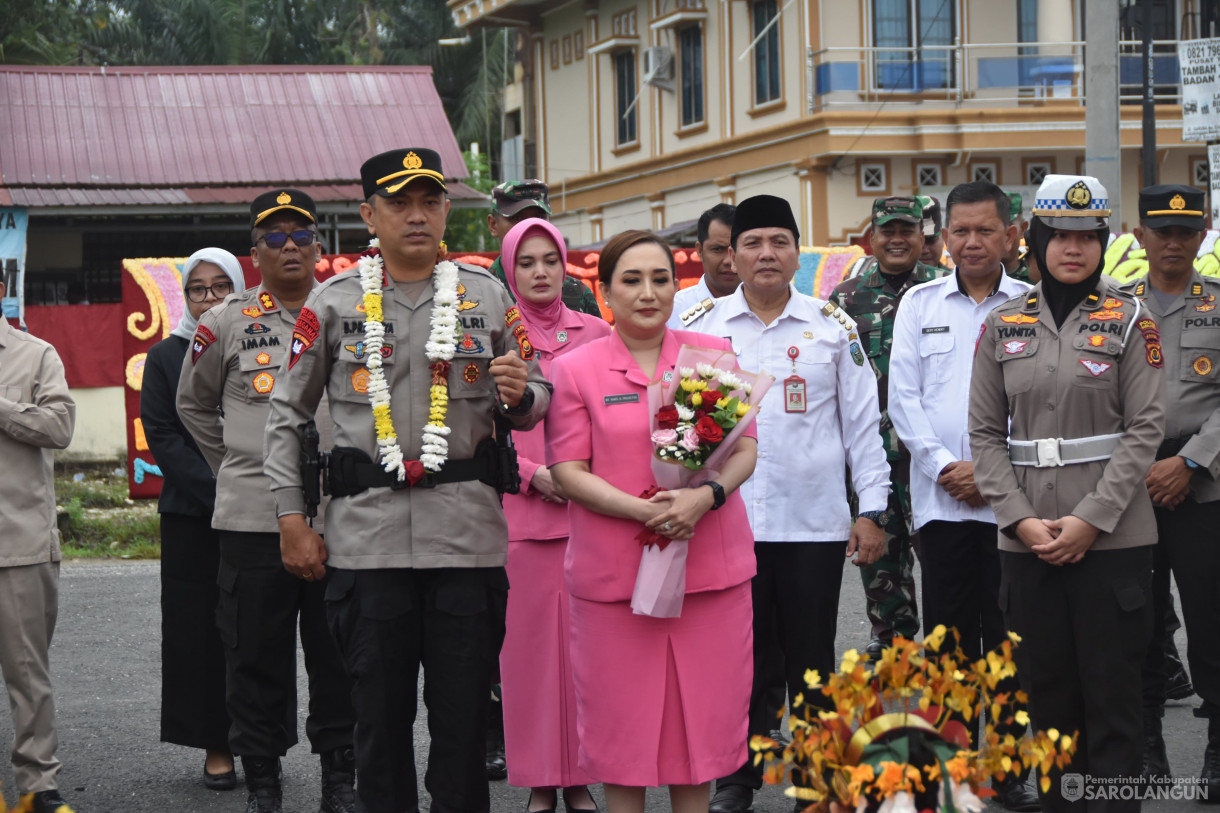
[327,441,497,497]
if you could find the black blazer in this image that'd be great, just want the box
[140,335,216,517]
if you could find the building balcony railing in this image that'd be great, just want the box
[807,40,1184,111]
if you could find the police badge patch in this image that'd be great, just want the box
[288,307,320,370]
[191,325,217,365]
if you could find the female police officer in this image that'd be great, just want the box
[969,175,1165,812]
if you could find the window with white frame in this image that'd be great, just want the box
[1025,161,1052,185]
[861,162,888,192]
[971,163,997,183]
[679,25,704,127]
[916,163,942,186]
[614,50,638,147]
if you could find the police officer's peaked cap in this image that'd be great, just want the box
[250,188,318,228]
[361,148,446,200]
[1032,174,1110,231]
[731,195,800,245]
[493,180,551,217]
[1139,184,1206,231]
[872,196,923,227]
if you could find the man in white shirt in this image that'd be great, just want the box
[668,203,738,329]
[888,181,1037,811]
[689,195,890,813]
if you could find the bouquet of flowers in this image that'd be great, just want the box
[751,627,1077,813]
[630,345,773,618]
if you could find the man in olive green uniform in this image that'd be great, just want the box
[831,196,943,659]
[1004,192,1035,284]
[1123,185,1220,793]
[263,148,552,813]
[488,179,601,317]
[0,279,78,813]
[178,189,355,813]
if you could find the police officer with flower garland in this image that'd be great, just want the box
[262,148,552,813]
[1121,185,1220,793]
[178,189,356,813]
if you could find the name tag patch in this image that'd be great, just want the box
[922,326,950,334]
[604,393,640,405]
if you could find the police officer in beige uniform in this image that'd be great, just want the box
[1122,185,1220,793]
[178,190,355,813]
[971,174,1165,812]
[0,280,78,813]
[263,148,552,813]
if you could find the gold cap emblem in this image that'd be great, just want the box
[276,192,291,204]
[1170,194,1186,210]
[1066,180,1092,209]
[403,151,423,171]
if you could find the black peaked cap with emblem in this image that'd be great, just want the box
[1139,184,1206,231]
[251,188,318,228]
[731,194,800,245]
[361,148,447,199]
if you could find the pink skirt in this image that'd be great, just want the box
[569,582,752,787]
[501,538,593,788]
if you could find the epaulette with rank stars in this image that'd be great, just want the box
[821,301,866,366]
[679,297,715,327]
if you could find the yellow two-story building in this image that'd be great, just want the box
[450,0,1216,245]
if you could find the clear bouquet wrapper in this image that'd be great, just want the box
[630,345,774,618]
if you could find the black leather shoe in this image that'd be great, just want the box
[242,755,283,813]
[22,790,75,813]
[1201,717,1220,804]
[1143,711,1172,783]
[486,730,507,781]
[1166,661,1195,701]
[708,784,753,813]
[203,765,238,790]
[993,774,1040,812]
[320,746,357,813]
[864,635,887,661]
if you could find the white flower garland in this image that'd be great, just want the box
[356,239,460,478]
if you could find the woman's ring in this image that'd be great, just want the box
[663,522,672,532]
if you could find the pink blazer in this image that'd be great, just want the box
[546,328,757,603]
[504,309,611,542]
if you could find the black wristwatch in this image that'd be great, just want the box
[704,481,726,510]
[501,386,535,416]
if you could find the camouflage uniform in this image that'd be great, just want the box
[1008,255,1033,285]
[832,255,945,641]
[490,255,602,317]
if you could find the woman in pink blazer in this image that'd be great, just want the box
[499,218,611,813]
[547,230,757,813]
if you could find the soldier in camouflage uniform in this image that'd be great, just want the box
[487,180,602,318]
[1004,191,1035,284]
[917,195,952,272]
[832,196,945,658]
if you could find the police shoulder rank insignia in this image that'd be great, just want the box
[259,291,278,312]
[1000,313,1039,325]
[512,322,536,360]
[456,281,479,312]
[191,325,217,365]
[1088,309,1123,322]
[242,305,262,319]
[251,371,275,393]
[1079,359,1111,377]
[680,298,715,327]
[351,367,370,394]
[288,307,320,370]
[1194,356,1213,376]
[1192,282,1204,296]
[1101,298,1124,310]
[456,334,485,354]
[462,362,480,383]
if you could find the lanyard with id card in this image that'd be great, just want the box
[784,345,806,413]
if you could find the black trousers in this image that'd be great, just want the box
[326,567,509,813]
[216,532,354,758]
[719,541,847,791]
[918,520,1005,661]
[1142,498,1220,716]
[1002,547,1153,813]
[160,512,231,751]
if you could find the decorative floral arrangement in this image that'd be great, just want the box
[650,362,755,470]
[356,237,461,479]
[752,627,1077,813]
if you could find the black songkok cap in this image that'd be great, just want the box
[360,148,446,200]
[731,194,800,245]
[1139,184,1206,231]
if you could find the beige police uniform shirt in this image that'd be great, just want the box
[0,318,75,566]
[178,284,330,534]
[1122,272,1220,503]
[970,279,1165,552]
[263,262,551,571]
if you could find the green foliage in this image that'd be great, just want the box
[444,148,494,254]
[55,467,161,559]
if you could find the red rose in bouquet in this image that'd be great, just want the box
[695,415,724,443]
[656,405,680,430]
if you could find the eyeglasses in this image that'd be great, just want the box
[185,282,234,303]
[256,229,317,249]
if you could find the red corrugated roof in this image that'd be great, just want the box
[0,65,469,205]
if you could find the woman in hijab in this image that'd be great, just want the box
[497,218,611,812]
[969,175,1165,812]
[140,247,245,789]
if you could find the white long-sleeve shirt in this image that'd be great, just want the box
[888,270,1030,530]
[688,284,890,542]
